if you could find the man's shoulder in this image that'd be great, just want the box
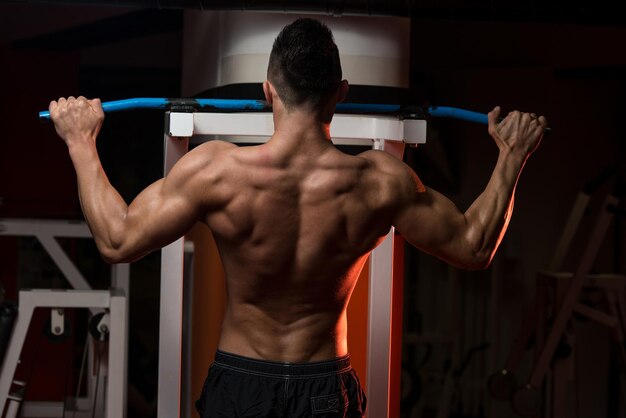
[357,149,408,177]
[193,140,239,155]
[179,140,238,167]
[356,149,425,196]
[167,140,238,183]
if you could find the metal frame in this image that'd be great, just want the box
[0,290,127,418]
[157,111,427,418]
[0,219,129,418]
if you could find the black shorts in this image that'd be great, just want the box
[195,350,367,417]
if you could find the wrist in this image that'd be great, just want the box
[494,148,527,187]
[498,147,527,166]
[68,139,98,161]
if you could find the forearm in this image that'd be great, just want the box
[68,142,131,261]
[50,96,196,263]
[393,107,545,270]
[463,149,526,266]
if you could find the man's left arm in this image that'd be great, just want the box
[50,96,205,263]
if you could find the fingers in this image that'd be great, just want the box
[52,96,93,104]
[75,96,91,110]
[487,106,501,136]
[499,109,546,130]
[537,115,548,129]
[48,96,105,125]
[48,98,68,118]
[525,112,546,131]
[517,111,545,136]
[502,110,520,128]
[51,96,96,111]
[89,98,105,117]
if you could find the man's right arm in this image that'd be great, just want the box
[49,97,234,263]
[377,107,547,270]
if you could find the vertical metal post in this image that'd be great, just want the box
[107,289,128,418]
[111,261,130,418]
[182,241,196,418]
[366,139,405,418]
[111,263,130,300]
[0,300,35,415]
[366,230,395,418]
[157,115,190,418]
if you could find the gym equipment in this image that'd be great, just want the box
[35,96,549,418]
[0,303,17,363]
[154,108,419,418]
[38,98,551,133]
[0,219,129,418]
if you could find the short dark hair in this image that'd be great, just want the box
[268,18,342,109]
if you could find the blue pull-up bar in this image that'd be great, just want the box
[40,98,551,133]
[38,98,490,124]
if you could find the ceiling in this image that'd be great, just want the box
[2,0,625,81]
[2,0,626,27]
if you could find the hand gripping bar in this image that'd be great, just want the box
[38,98,551,133]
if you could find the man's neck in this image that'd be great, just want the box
[269,108,333,151]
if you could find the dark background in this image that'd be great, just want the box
[0,2,625,417]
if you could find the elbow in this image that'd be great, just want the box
[99,246,125,264]
[98,242,134,264]
[458,246,494,271]
[442,249,492,271]
[96,224,139,264]
[462,228,496,270]
[464,253,493,271]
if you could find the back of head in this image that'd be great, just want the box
[268,18,342,110]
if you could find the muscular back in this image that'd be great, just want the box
[48,95,544,363]
[197,139,399,362]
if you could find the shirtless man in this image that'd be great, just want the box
[49,18,546,418]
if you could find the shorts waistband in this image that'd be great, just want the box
[214,350,352,377]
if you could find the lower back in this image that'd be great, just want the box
[218,300,350,362]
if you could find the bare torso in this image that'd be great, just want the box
[49,96,542,365]
[200,134,397,362]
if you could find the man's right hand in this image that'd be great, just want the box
[49,96,104,150]
[487,106,547,159]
